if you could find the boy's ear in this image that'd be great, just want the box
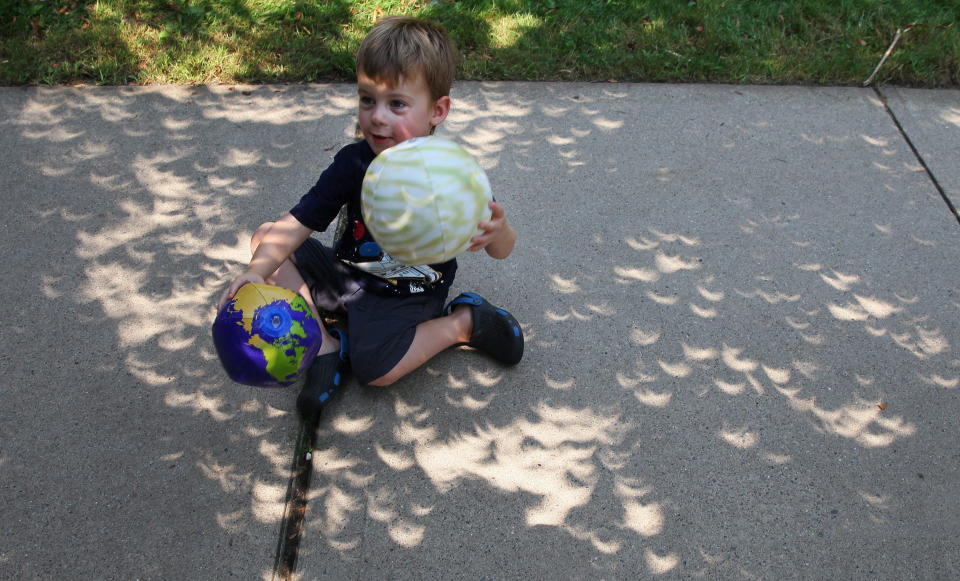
[430,96,451,127]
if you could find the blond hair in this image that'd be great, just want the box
[356,16,458,100]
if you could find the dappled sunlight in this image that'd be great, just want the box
[444,390,496,410]
[721,345,758,374]
[617,362,669,408]
[81,261,220,349]
[629,327,662,346]
[655,251,702,274]
[689,303,717,318]
[304,372,683,567]
[305,77,960,575]
[818,268,860,291]
[6,85,371,573]
[366,485,428,547]
[646,290,680,305]
[919,373,959,388]
[197,85,356,125]
[198,453,253,493]
[204,231,256,263]
[796,262,953,360]
[644,548,681,574]
[544,373,575,390]
[413,402,631,528]
[617,477,665,537]
[299,84,960,575]
[800,131,851,145]
[545,306,600,322]
[549,273,581,294]
[614,265,660,283]
[648,229,701,247]
[165,388,234,421]
[374,442,416,472]
[683,343,718,362]
[251,480,288,524]
[445,84,634,172]
[600,198,950,457]
[16,88,294,390]
[762,364,791,385]
[734,287,800,303]
[329,412,376,435]
[444,86,531,169]
[658,359,693,378]
[308,446,371,551]
[713,379,745,396]
[940,107,960,128]
[10,78,959,578]
[777,389,916,447]
[719,424,759,449]
[697,284,725,302]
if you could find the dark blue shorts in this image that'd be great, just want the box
[292,238,449,384]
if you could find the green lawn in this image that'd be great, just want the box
[1,0,957,86]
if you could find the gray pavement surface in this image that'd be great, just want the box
[1,82,958,580]
[883,87,960,209]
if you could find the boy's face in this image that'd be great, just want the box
[357,72,451,155]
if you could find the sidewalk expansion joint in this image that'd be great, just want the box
[271,418,316,581]
[874,86,960,226]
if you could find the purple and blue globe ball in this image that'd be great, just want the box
[212,283,322,387]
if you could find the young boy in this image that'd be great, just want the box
[218,16,523,420]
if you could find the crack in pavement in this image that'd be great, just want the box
[272,419,317,581]
[874,86,960,226]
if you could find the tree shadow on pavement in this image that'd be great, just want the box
[3,81,959,580]
[0,83,359,579]
[295,83,960,579]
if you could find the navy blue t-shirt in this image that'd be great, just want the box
[290,140,457,296]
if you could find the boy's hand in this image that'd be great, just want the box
[217,272,266,310]
[469,201,516,259]
[216,213,313,310]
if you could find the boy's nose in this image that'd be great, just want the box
[371,105,388,125]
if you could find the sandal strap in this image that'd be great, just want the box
[444,291,484,315]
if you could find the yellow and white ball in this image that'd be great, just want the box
[361,136,493,265]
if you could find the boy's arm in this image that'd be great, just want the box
[218,213,313,308]
[468,201,516,260]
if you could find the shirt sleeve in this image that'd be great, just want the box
[289,145,364,232]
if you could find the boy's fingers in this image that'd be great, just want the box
[217,284,237,310]
[468,233,488,251]
[217,277,258,310]
[478,217,504,232]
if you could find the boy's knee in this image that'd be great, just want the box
[350,348,400,387]
[366,370,401,388]
[250,221,275,253]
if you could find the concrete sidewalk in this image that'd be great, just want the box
[1,83,958,580]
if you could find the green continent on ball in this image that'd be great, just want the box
[361,136,493,265]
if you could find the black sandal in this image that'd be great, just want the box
[445,292,524,365]
[296,328,350,421]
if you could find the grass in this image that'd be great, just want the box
[1,0,958,86]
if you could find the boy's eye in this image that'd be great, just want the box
[390,100,407,109]
[359,96,374,106]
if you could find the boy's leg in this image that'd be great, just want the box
[251,223,358,419]
[365,306,472,387]
[364,292,524,386]
[251,221,340,356]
